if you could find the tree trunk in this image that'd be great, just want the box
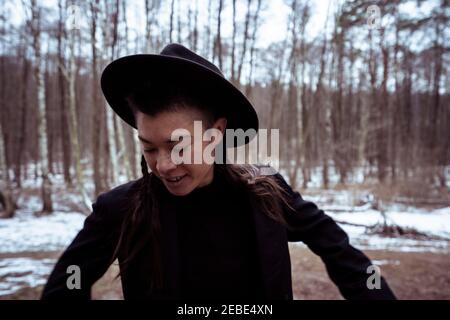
[169,0,175,43]
[377,29,389,183]
[90,0,105,196]
[30,0,53,215]
[245,0,262,99]
[0,91,16,218]
[16,35,30,188]
[237,0,252,86]
[57,0,72,187]
[230,0,236,83]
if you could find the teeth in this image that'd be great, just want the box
[167,175,184,182]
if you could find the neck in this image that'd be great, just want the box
[197,165,215,188]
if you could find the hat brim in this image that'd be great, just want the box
[100,54,259,146]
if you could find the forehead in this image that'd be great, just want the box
[136,110,205,143]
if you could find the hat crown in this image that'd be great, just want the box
[160,43,224,77]
[101,43,259,144]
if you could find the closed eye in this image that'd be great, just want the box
[144,148,157,153]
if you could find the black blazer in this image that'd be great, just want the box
[41,173,396,300]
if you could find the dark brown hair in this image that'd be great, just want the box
[110,82,294,290]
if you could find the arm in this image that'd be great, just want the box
[41,195,120,300]
[274,173,397,300]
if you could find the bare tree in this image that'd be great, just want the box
[90,0,105,197]
[0,1,17,218]
[0,0,448,214]
[192,0,199,52]
[245,0,263,99]
[15,28,31,188]
[101,0,120,187]
[212,0,224,70]
[57,0,72,187]
[169,0,175,43]
[66,1,92,211]
[0,115,16,218]
[230,0,237,83]
[29,0,53,214]
[236,0,252,86]
[313,1,332,188]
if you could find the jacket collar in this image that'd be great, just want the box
[156,182,291,300]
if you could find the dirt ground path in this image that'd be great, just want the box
[289,244,450,300]
[1,245,449,300]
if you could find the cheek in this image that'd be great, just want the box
[179,164,197,178]
[143,154,157,173]
[149,161,158,174]
[189,164,210,179]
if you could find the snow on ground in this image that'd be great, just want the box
[0,258,56,296]
[325,209,450,240]
[294,226,450,253]
[1,169,450,297]
[293,188,450,253]
[0,212,81,298]
[278,164,450,189]
[334,224,450,253]
[3,188,448,255]
[0,191,86,297]
[4,195,448,254]
[293,186,450,234]
[371,259,401,266]
[0,209,85,253]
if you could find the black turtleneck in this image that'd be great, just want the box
[167,166,263,300]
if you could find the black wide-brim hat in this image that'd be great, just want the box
[101,43,259,146]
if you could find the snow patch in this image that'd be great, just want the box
[0,257,56,296]
[372,259,401,266]
[0,210,85,253]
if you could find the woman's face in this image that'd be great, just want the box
[136,108,226,196]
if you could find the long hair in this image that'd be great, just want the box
[110,81,294,289]
[110,156,164,289]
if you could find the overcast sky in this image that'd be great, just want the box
[4,0,441,53]
[5,0,334,47]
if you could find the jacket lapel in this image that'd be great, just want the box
[249,196,292,300]
[158,198,182,299]
[156,184,292,300]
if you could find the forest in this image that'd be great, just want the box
[0,0,449,299]
[0,0,448,216]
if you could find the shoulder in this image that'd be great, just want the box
[250,164,294,193]
[92,178,143,225]
[96,178,142,205]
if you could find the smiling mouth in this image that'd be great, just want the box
[165,174,187,183]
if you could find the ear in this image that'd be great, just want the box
[212,117,227,135]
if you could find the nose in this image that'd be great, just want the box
[156,151,177,175]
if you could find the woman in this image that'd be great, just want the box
[41,44,396,300]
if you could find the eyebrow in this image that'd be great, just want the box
[138,135,191,144]
[138,135,153,144]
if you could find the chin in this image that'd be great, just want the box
[168,189,191,196]
[164,183,195,197]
